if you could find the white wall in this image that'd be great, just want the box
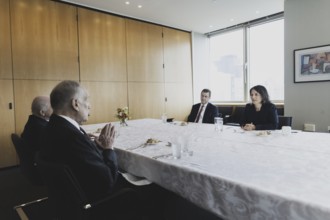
[285,0,330,132]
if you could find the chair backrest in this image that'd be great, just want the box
[11,133,43,185]
[278,116,293,129]
[36,154,90,220]
[225,106,245,125]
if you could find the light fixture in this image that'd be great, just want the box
[125,1,130,5]
[138,5,142,8]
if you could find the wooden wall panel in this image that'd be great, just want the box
[163,28,193,121]
[81,81,128,124]
[0,80,16,168]
[128,82,164,119]
[165,83,193,121]
[14,80,59,134]
[163,27,192,83]
[10,0,79,80]
[0,0,12,79]
[126,19,164,82]
[78,8,127,82]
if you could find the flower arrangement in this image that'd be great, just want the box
[116,107,129,126]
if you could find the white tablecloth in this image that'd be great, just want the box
[83,119,330,220]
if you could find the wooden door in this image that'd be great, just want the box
[0,0,12,79]
[163,28,193,121]
[126,19,164,82]
[128,82,165,119]
[0,80,16,168]
[10,0,79,80]
[78,8,127,82]
[81,81,128,124]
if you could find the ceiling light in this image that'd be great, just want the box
[125,1,130,5]
[138,5,142,8]
[230,18,234,22]
[256,10,260,14]
[209,25,213,28]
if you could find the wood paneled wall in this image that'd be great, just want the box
[78,8,127,82]
[0,0,12,79]
[0,0,193,168]
[10,0,79,80]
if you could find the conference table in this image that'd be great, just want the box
[82,118,330,220]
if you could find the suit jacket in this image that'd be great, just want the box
[40,114,118,201]
[187,103,219,124]
[241,102,279,130]
[21,115,48,153]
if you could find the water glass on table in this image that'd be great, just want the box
[214,117,223,132]
[171,144,181,159]
[161,113,167,123]
[282,126,291,135]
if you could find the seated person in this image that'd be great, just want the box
[188,89,219,124]
[21,96,53,153]
[40,80,156,219]
[241,85,278,130]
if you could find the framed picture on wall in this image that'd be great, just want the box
[294,44,330,83]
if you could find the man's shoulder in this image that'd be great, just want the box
[48,115,75,131]
[192,103,201,108]
[207,102,217,109]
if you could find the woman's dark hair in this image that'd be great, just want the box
[249,85,270,103]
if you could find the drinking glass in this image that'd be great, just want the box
[282,126,291,135]
[171,144,181,159]
[214,117,223,132]
[161,113,167,123]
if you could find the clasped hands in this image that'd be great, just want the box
[94,123,116,150]
[242,123,256,131]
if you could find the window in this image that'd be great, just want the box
[249,19,284,101]
[209,29,244,102]
[209,17,284,103]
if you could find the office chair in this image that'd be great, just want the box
[278,116,293,129]
[11,133,48,219]
[36,154,144,220]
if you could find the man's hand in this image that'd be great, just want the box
[95,123,116,150]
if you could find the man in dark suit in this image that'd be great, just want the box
[188,89,219,124]
[40,80,144,219]
[22,96,53,153]
[21,96,52,184]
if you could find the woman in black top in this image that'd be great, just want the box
[241,85,278,130]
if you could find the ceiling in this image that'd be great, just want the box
[60,0,284,34]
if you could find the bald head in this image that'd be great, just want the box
[31,96,53,120]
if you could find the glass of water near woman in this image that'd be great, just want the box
[214,117,223,132]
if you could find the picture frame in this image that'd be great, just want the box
[294,44,330,83]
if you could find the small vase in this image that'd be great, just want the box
[120,118,128,127]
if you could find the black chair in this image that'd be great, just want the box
[278,116,293,129]
[36,154,144,220]
[11,133,48,218]
[224,106,245,126]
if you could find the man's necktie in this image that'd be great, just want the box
[80,127,87,136]
[195,104,204,123]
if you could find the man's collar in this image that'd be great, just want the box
[58,115,80,131]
